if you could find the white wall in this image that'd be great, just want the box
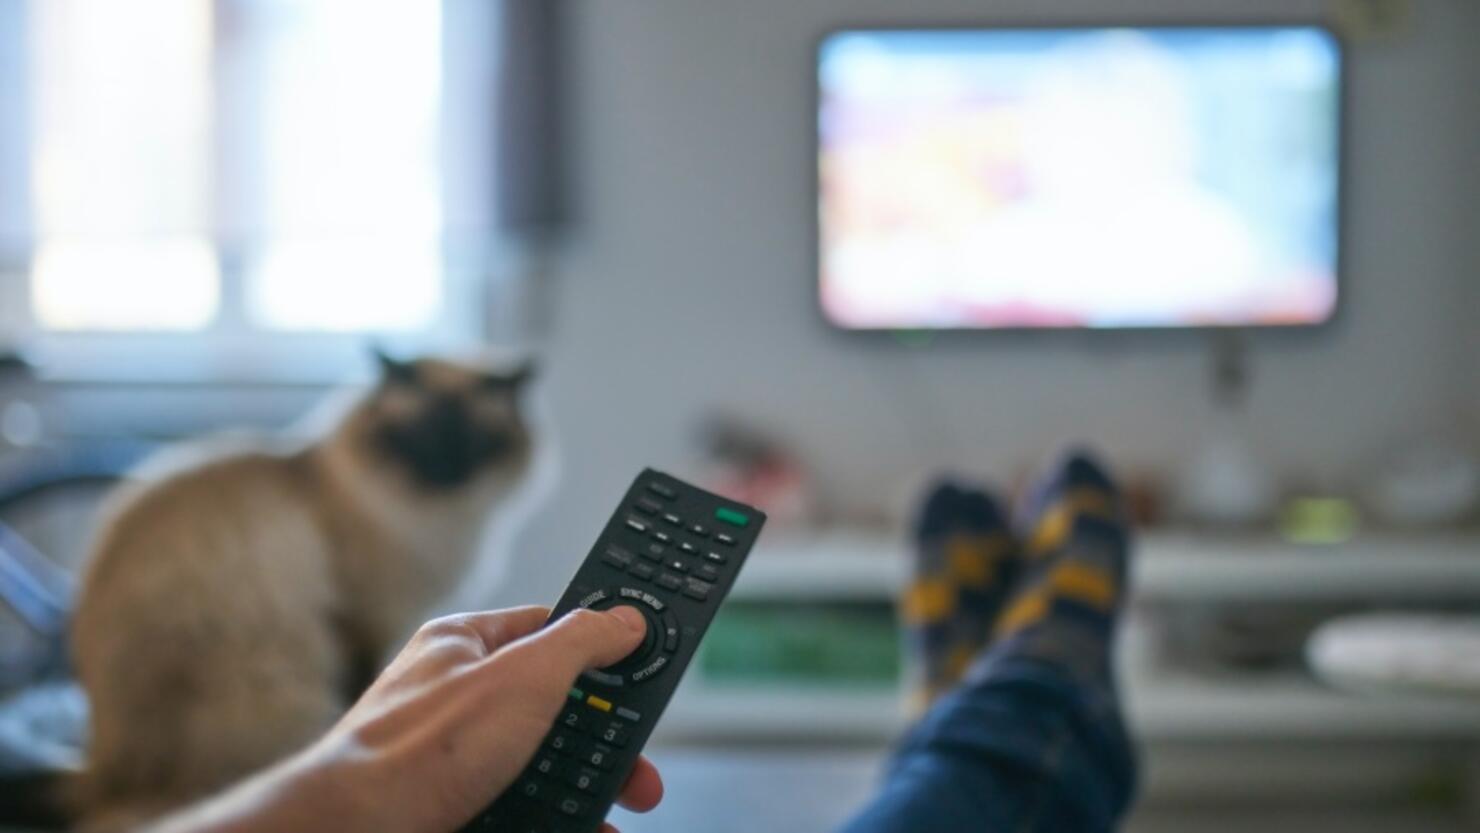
[485,0,1479,605]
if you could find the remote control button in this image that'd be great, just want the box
[627,561,655,580]
[644,542,666,560]
[688,523,709,537]
[652,530,672,544]
[697,564,720,582]
[598,722,630,747]
[661,512,683,527]
[568,686,584,701]
[533,755,563,778]
[662,612,680,651]
[655,572,682,591]
[618,586,666,612]
[664,558,688,574]
[682,578,712,601]
[576,588,610,609]
[518,778,549,804]
[616,706,642,723]
[624,517,649,534]
[715,507,751,528]
[634,497,663,515]
[646,482,677,499]
[716,532,737,546]
[704,551,727,564]
[582,669,624,688]
[585,745,616,770]
[557,796,586,817]
[559,710,588,732]
[586,695,613,713]
[632,654,668,682]
[601,545,633,570]
[679,541,699,555]
[548,732,577,755]
[569,768,601,793]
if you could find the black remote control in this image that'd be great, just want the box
[459,468,766,833]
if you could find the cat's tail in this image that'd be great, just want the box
[0,769,79,830]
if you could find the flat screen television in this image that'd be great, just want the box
[817,25,1343,330]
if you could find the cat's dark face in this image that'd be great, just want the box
[365,354,534,491]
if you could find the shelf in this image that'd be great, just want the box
[655,672,1480,745]
[737,528,1480,603]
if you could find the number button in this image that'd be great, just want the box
[548,733,576,754]
[570,768,600,793]
[533,756,561,777]
[518,778,547,803]
[586,745,616,771]
[560,710,587,731]
[599,723,630,747]
[557,796,586,816]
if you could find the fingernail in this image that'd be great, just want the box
[609,605,646,634]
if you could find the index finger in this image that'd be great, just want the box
[443,605,551,653]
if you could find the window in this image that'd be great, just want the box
[1,0,501,381]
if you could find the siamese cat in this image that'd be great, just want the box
[68,353,535,831]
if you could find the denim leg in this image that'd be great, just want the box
[836,656,1137,833]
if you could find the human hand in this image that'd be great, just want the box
[313,605,661,833]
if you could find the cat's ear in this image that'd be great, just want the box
[372,346,418,385]
[483,360,536,394]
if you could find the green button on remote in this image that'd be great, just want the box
[714,507,749,527]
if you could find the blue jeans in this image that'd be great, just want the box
[837,655,1137,833]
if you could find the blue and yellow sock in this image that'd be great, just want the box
[987,450,1131,688]
[901,480,1017,716]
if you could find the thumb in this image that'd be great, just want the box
[503,605,647,687]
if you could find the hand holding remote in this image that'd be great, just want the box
[316,605,665,833]
[145,604,664,833]
[464,470,766,832]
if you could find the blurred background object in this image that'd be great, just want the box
[0,0,1478,831]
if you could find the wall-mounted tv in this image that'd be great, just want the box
[817,25,1343,330]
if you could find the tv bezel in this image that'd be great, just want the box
[813,21,1349,335]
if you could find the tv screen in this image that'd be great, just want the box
[817,25,1342,330]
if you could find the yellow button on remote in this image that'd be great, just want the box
[586,695,613,712]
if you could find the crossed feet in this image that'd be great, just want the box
[901,450,1133,715]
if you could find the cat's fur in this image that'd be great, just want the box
[68,354,535,831]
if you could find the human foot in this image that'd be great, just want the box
[988,450,1132,686]
[901,480,1017,715]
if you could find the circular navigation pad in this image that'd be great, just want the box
[577,587,680,686]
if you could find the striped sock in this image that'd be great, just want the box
[901,480,1017,716]
[986,450,1131,687]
